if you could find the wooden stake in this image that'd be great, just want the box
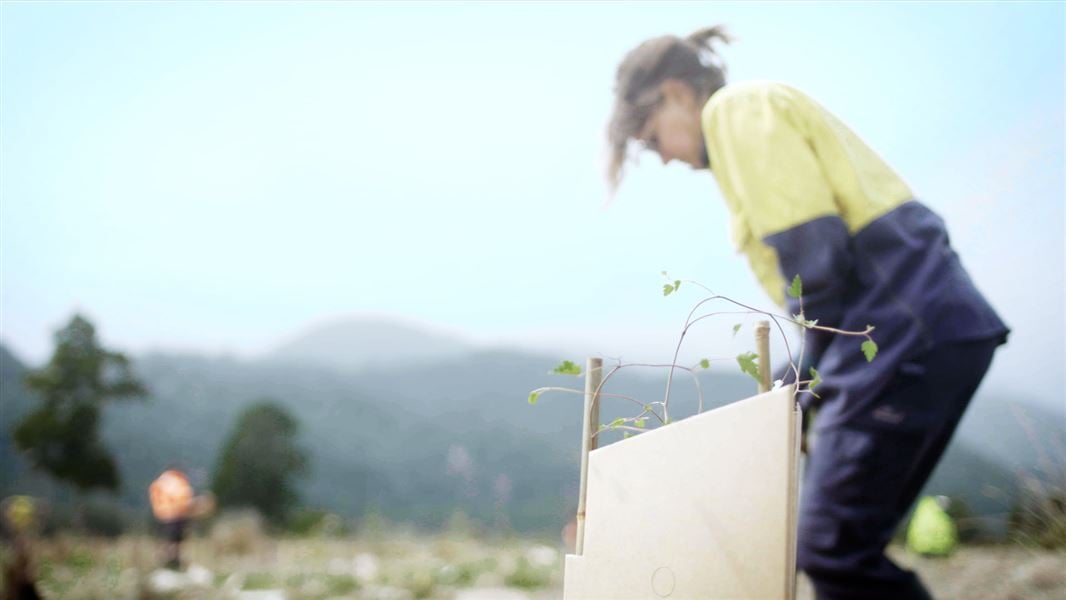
[576,357,602,555]
[755,321,771,393]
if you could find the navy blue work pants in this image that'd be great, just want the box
[797,338,1000,600]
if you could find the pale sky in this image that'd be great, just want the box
[2,2,1063,410]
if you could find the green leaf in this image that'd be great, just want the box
[634,418,646,428]
[861,340,878,362]
[552,360,582,375]
[663,284,675,297]
[808,367,822,398]
[788,274,803,299]
[623,432,632,439]
[736,351,761,383]
[732,323,741,337]
[527,390,540,405]
[609,418,625,428]
[699,358,710,370]
[673,280,681,292]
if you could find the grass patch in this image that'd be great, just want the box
[243,571,277,590]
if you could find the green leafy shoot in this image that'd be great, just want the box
[788,274,803,299]
[732,323,742,337]
[861,339,879,362]
[736,351,760,383]
[793,313,819,328]
[662,280,682,297]
[551,360,582,376]
[634,418,646,428]
[608,417,625,429]
[527,390,540,405]
[808,367,822,399]
[699,358,711,370]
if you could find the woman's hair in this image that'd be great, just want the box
[606,25,732,195]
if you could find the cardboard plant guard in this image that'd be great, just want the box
[563,384,802,599]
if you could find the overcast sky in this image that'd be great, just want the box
[2,2,1063,410]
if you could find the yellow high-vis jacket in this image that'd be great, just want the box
[701,81,1008,427]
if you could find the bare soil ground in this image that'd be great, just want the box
[3,535,1063,599]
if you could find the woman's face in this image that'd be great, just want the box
[636,79,707,170]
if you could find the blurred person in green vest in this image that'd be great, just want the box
[2,495,42,600]
[907,496,958,557]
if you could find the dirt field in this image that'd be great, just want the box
[798,545,1065,600]
[4,533,1064,599]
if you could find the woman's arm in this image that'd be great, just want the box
[702,83,855,370]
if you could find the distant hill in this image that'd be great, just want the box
[0,339,751,533]
[926,392,1066,537]
[1,323,1062,536]
[952,393,1066,478]
[0,344,39,494]
[266,316,473,370]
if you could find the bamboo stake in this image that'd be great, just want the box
[575,357,603,555]
[755,321,771,393]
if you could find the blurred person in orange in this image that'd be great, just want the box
[149,467,215,570]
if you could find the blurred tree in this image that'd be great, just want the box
[13,314,147,492]
[211,401,308,525]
